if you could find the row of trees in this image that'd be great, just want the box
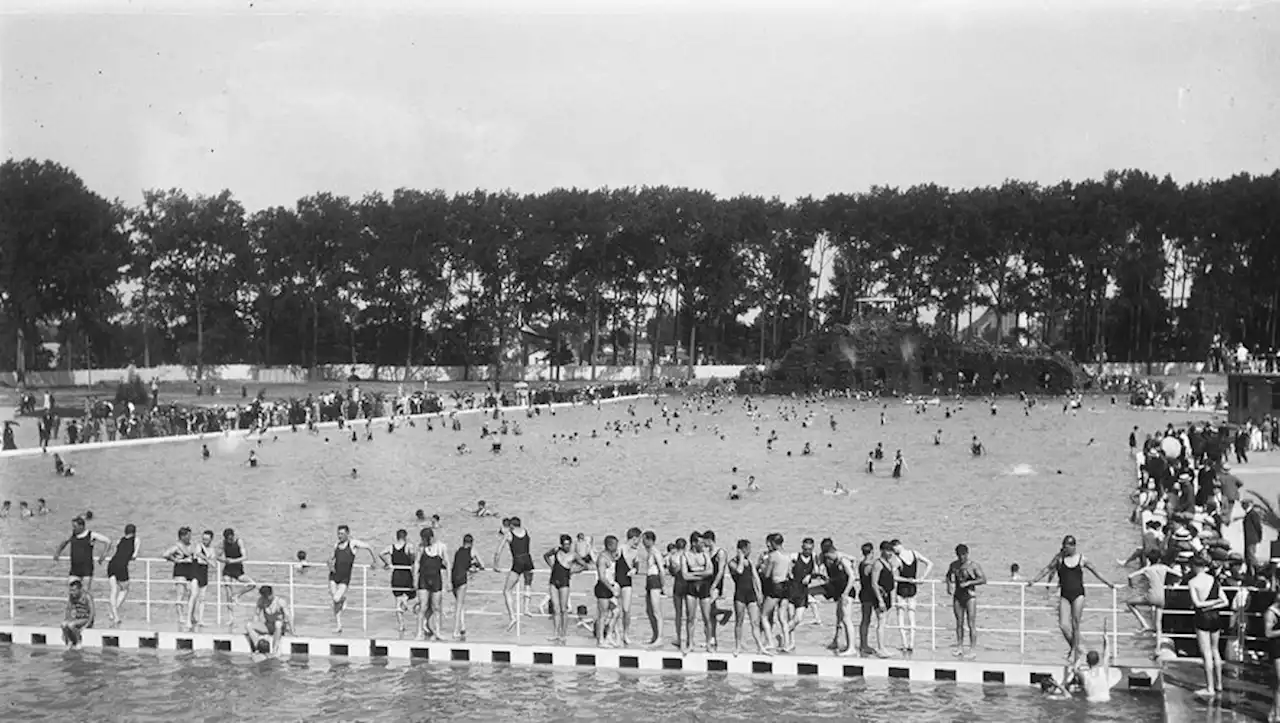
[2,158,1278,379]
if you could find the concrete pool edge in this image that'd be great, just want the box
[0,623,1162,690]
[0,393,655,459]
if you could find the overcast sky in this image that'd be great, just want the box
[2,0,1277,211]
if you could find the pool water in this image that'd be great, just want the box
[0,393,1198,719]
[0,644,1162,722]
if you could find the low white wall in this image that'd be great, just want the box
[2,364,756,388]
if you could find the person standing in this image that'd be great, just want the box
[945,544,986,658]
[415,527,448,641]
[891,539,934,656]
[328,525,378,634]
[728,538,770,656]
[817,539,856,655]
[498,517,535,630]
[162,527,199,631]
[105,524,139,627]
[635,530,664,646]
[1026,535,1118,663]
[1125,551,1174,634]
[450,533,483,640]
[218,528,259,627]
[378,529,417,634]
[53,517,111,593]
[1244,501,1265,576]
[1188,556,1229,698]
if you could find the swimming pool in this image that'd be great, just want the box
[0,393,1195,718]
[0,642,1162,722]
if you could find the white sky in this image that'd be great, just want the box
[3,0,1277,213]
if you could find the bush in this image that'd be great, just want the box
[115,374,151,407]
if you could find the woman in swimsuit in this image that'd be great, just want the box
[1263,576,1280,722]
[543,534,586,644]
[416,527,448,641]
[1026,535,1117,663]
[1188,555,1228,698]
[667,538,688,650]
[729,539,770,656]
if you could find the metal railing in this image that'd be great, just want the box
[7,552,1259,659]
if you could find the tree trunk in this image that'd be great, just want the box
[590,292,600,381]
[311,296,320,382]
[611,304,619,366]
[632,293,641,367]
[404,305,415,382]
[687,322,696,379]
[196,297,205,383]
[650,296,662,382]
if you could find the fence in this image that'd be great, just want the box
[3,552,1252,661]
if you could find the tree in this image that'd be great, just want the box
[0,159,130,375]
[132,189,250,380]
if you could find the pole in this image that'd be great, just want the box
[516,577,522,641]
[1018,583,1026,656]
[7,556,14,620]
[929,580,936,653]
[361,566,368,633]
[145,560,152,623]
[1111,586,1119,653]
[215,561,223,626]
[288,563,296,622]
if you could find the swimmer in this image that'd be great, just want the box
[891,450,905,479]
[934,430,942,446]
[54,453,65,475]
[54,516,111,593]
[294,550,310,574]
[866,453,875,474]
[469,500,498,517]
[247,450,258,468]
[971,436,984,456]
[728,485,741,501]
[498,516,535,629]
[575,533,595,566]
[19,501,33,519]
[826,481,850,496]
[747,476,760,492]
[201,444,210,460]
[37,498,49,515]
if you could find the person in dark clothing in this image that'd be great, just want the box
[1243,501,1265,576]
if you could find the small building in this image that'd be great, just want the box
[1227,372,1280,424]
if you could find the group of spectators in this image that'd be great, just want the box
[10,380,650,451]
[1125,418,1280,701]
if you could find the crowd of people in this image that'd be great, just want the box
[1123,417,1280,709]
[6,379,646,452]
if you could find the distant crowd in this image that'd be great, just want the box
[7,381,651,452]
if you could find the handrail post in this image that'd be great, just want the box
[1018,583,1026,656]
[1110,585,1119,653]
[215,561,223,626]
[929,580,936,653]
[145,559,152,624]
[361,566,368,633]
[288,563,296,622]
[516,577,522,641]
[7,555,15,620]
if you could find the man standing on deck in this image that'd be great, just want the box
[891,539,934,656]
[498,516,535,629]
[328,525,378,634]
[1243,500,1264,576]
[54,516,111,592]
